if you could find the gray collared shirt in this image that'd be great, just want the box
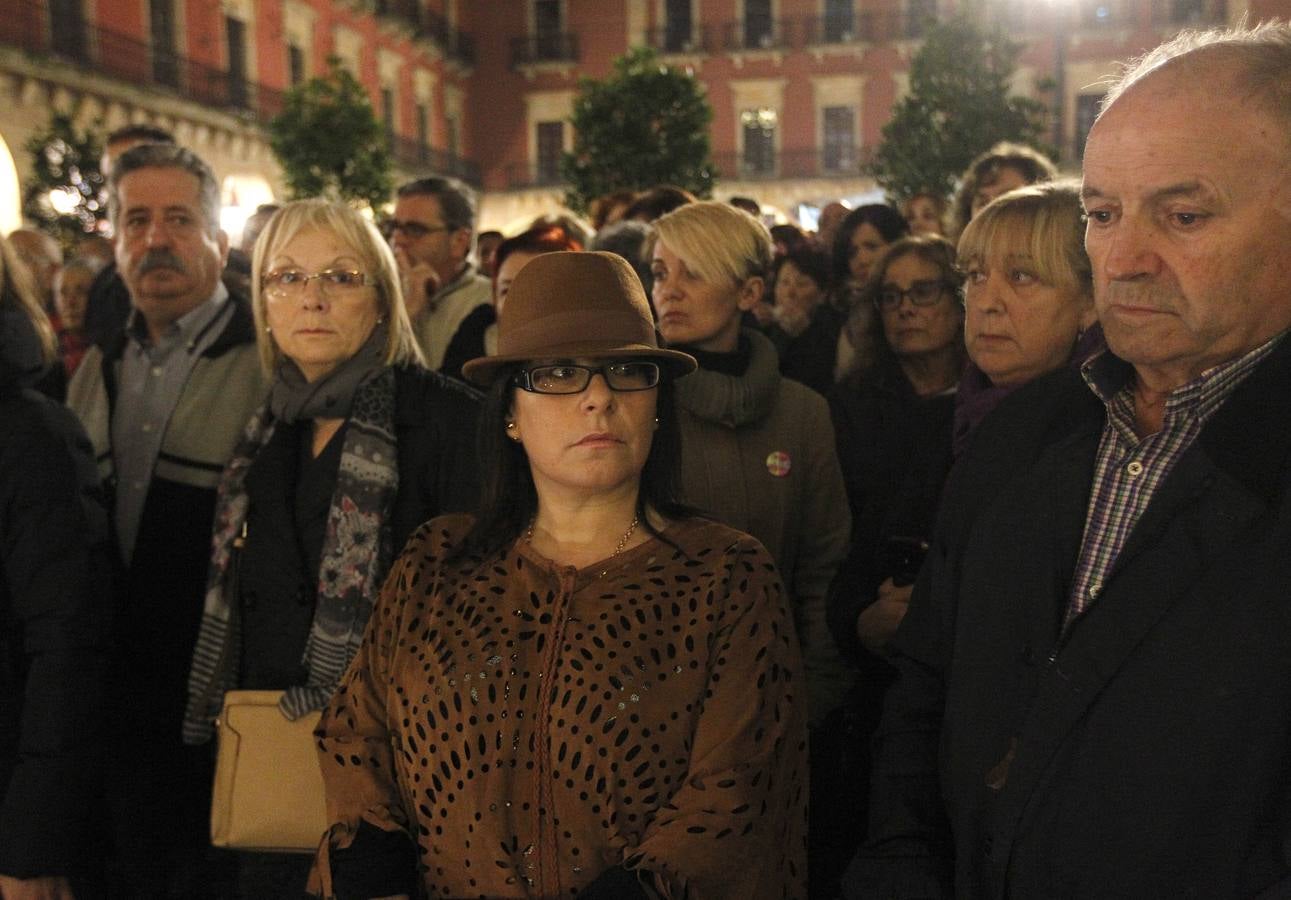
[112,282,232,563]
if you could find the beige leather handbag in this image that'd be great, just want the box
[210,690,328,853]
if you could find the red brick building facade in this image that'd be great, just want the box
[0,0,1286,234]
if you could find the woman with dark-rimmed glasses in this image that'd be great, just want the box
[309,251,808,900]
[181,198,480,895]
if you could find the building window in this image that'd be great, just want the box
[744,0,773,48]
[905,0,936,37]
[49,0,88,62]
[535,120,564,184]
[225,16,248,108]
[740,107,777,175]
[381,87,396,146]
[150,0,178,86]
[445,115,460,160]
[821,105,856,173]
[288,44,305,85]
[823,0,854,42]
[416,103,430,157]
[534,0,562,59]
[664,0,693,53]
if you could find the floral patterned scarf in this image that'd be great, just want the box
[182,366,398,743]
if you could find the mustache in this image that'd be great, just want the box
[138,249,188,275]
[1098,280,1176,310]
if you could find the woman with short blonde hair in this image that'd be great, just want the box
[649,202,852,892]
[249,199,423,373]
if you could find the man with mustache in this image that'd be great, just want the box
[67,143,267,897]
[846,21,1291,898]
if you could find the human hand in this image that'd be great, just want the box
[0,873,77,900]
[392,247,439,320]
[855,578,914,655]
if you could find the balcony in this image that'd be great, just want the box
[720,17,793,52]
[1,2,286,121]
[644,24,714,55]
[713,147,871,181]
[371,0,475,67]
[390,137,481,185]
[0,0,480,185]
[510,32,579,67]
[504,161,568,190]
[801,13,861,45]
[420,8,476,68]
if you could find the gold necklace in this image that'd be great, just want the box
[526,515,641,577]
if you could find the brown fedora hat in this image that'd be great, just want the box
[461,251,695,387]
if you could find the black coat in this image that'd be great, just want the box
[852,339,1291,899]
[237,365,481,689]
[0,379,112,877]
[827,359,955,669]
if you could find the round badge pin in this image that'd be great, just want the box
[765,450,792,477]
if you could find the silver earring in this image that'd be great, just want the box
[264,325,272,333]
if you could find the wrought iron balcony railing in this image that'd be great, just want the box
[643,24,714,55]
[712,147,873,181]
[719,16,794,52]
[1,0,481,184]
[390,136,481,185]
[510,32,579,67]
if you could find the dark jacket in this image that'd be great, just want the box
[238,365,481,688]
[827,358,955,668]
[0,312,112,878]
[851,339,1291,898]
[766,302,845,397]
[66,294,267,771]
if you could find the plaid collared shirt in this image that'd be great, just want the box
[1064,333,1285,628]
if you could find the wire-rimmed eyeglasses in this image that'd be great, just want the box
[261,269,375,300]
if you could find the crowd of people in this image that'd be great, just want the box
[2,19,1291,900]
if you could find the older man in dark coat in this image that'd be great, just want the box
[847,22,1291,899]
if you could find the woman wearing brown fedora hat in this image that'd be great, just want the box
[309,251,808,900]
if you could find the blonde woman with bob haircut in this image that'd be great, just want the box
[181,199,481,894]
[248,199,423,375]
[953,180,1101,452]
[649,200,852,718]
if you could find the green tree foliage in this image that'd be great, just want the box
[562,48,715,213]
[868,15,1051,204]
[269,59,393,210]
[22,112,107,249]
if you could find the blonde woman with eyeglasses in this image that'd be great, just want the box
[180,199,482,895]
